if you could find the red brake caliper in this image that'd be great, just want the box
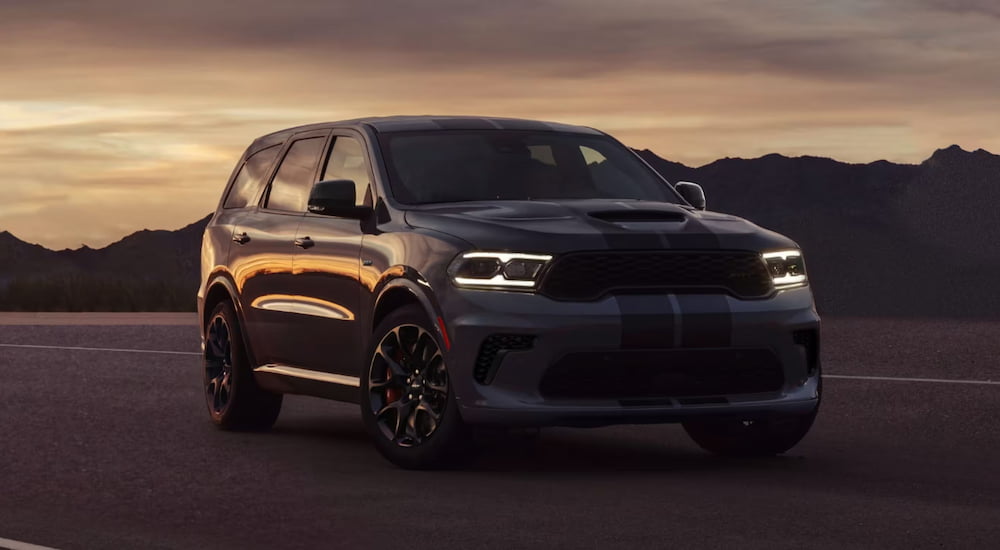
[385,356,402,403]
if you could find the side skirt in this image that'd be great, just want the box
[253,364,361,403]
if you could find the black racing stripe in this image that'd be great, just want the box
[675,294,733,348]
[667,233,722,249]
[615,295,676,349]
[566,200,670,250]
[582,204,677,348]
[602,232,669,250]
[669,215,722,250]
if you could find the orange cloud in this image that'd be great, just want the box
[1,0,998,248]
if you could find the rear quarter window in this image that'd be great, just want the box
[224,145,281,209]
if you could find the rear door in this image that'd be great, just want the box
[232,130,330,366]
[286,131,372,376]
[208,143,282,290]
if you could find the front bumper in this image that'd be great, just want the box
[439,286,821,427]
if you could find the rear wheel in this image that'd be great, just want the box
[682,408,818,457]
[361,305,470,469]
[204,301,282,430]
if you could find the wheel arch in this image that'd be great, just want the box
[371,269,449,349]
[202,274,241,329]
[201,272,259,366]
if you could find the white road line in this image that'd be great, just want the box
[0,343,200,356]
[0,536,60,550]
[0,343,997,386]
[824,374,999,386]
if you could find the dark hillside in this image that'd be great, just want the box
[638,146,1000,317]
[0,216,210,311]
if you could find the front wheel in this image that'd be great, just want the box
[682,408,819,457]
[361,305,471,469]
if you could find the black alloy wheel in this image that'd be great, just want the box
[362,305,470,469]
[203,301,282,430]
[368,324,449,447]
[682,409,819,457]
[205,314,234,416]
[683,374,820,457]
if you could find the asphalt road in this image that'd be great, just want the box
[1,318,998,549]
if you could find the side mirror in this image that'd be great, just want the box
[307,179,371,219]
[675,181,706,210]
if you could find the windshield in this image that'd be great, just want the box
[377,130,683,205]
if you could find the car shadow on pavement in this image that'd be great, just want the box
[269,414,371,446]
[262,414,814,474]
[467,429,813,473]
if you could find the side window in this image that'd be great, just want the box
[265,137,326,212]
[322,136,370,206]
[224,145,280,209]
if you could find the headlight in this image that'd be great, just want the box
[448,252,553,290]
[762,249,807,289]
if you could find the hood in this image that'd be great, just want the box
[404,199,797,253]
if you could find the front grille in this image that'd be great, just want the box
[539,251,773,301]
[539,349,784,400]
[474,334,535,384]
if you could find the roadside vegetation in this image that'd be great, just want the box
[0,276,195,311]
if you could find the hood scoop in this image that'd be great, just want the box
[589,210,687,223]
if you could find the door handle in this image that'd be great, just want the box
[232,232,250,245]
[294,236,315,249]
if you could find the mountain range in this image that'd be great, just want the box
[0,216,209,311]
[1,145,997,316]
[638,145,1000,317]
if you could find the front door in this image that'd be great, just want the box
[287,133,371,377]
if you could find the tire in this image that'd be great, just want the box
[361,305,471,469]
[682,408,819,457]
[204,301,282,431]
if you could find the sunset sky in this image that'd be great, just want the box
[2,0,998,249]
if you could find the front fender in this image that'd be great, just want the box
[372,268,450,348]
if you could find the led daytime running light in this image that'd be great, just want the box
[450,252,553,290]
[762,249,807,289]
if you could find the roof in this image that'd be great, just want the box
[248,115,603,155]
[359,115,602,134]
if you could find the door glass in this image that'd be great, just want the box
[322,136,370,206]
[266,137,326,212]
[224,145,281,209]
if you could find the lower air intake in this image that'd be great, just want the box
[474,334,535,384]
[540,348,784,400]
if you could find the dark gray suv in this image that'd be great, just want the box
[198,116,821,469]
